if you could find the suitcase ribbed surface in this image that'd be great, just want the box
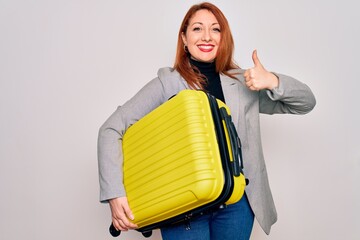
[122,90,225,227]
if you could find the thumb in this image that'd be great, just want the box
[252,49,262,67]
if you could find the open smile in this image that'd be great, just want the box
[197,44,215,52]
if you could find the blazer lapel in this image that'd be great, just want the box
[220,74,241,125]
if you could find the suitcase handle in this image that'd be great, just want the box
[219,107,243,177]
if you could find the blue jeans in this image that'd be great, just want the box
[160,194,254,240]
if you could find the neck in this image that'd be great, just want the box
[189,58,217,74]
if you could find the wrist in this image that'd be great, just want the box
[269,72,279,89]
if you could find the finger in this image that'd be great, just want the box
[248,68,256,79]
[113,215,136,231]
[122,202,135,221]
[115,211,137,229]
[252,49,262,67]
[243,70,249,80]
[121,201,138,229]
[112,218,126,231]
[245,80,252,88]
[243,70,252,82]
[249,85,259,91]
[120,216,137,229]
[117,218,131,231]
[112,210,131,230]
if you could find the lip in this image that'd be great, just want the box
[197,44,215,52]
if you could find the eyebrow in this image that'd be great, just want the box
[191,22,220,26]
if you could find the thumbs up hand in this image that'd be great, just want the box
[243,50,279,91]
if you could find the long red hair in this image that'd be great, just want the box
[174,2,239,89]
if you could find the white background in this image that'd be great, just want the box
[0,0,359,239]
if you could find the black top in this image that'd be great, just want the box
[190,59,226,103]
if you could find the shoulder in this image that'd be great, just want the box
[156,67,188,99]
[157,67,181,79]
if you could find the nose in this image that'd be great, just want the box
[201,29,212,42]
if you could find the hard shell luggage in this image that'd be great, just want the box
[109,89,247,237]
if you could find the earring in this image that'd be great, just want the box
[184,45,189,53]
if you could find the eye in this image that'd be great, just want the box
[212,27,221,33]
[193,27,201,32]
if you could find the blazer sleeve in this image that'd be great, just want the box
[259,73,316,115]
[97,77,166,202]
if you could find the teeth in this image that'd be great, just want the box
[198,45,213,49]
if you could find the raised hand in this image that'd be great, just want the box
[243,50,279,91]
[109,197,138,231]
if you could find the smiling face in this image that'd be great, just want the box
[182,9,221,63]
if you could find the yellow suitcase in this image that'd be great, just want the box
[110,89,246,237]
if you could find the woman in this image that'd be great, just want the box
[97,2,316,240]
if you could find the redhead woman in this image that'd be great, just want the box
[98,2,316,240]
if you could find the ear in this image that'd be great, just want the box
[181,32,187,46]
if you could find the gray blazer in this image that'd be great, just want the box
[97,67,316,234]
